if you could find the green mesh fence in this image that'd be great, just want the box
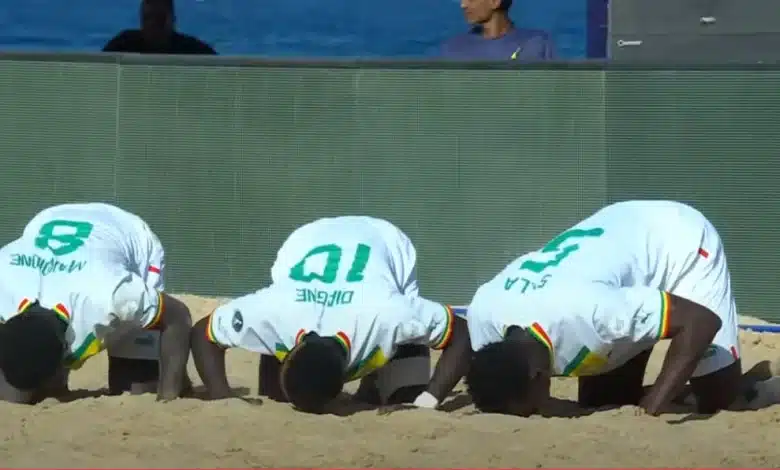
[0,54,776,320]
[606,69,780,320]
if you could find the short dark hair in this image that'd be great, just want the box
[466,340,531,413]
[280,335,346,413]
[0,305,66,390]
[498,0,512,11]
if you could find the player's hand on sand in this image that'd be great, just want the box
[378,392,440,415]
[412,391,439,409]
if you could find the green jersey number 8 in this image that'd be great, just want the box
[289,243,372,284]
[35,219,94,256]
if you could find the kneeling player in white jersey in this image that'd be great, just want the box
[0,203,192,403]
[465,200,749,416]
[191,216,469,413]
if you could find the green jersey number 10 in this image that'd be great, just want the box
[288,243,372,284]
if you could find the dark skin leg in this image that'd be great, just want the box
[690,359,742,413]
[156,293,193,401]
[354,372,381,405]
[258,355,286,401]
[578,349,652,408]
[191,316,232,399]
[579,352,742,413]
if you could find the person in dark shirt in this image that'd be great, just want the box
[439,0,555,60]
[102,0,216,55]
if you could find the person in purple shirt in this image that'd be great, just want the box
[439,0,555,60]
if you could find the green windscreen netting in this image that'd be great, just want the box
[0,55,777,320]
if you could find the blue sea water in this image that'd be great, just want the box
[0,0,601,59]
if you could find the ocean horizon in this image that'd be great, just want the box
[0,0,598,59]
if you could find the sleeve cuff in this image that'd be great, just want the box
[656,291,672,339]
[431,304,455,350]
[142,292,165,330]
[205,311,227,348]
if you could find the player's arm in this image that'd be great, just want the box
[111,273,192,402]
[191,293,274,400]
[390,295,471,409]
[154,293,192,401]
[191,315,233,400]
[418,313,471,408]
[598,286,721,416]
[640,293,721,415]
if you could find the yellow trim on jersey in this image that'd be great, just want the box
[334,331,351,356]
[528,322,553,353]
[431,304,455,350]
[143,292,165,330]
[295,328,306,346]
[562,346,608,377]
[17,298,32,313]
[657,291,672,339]
[348,346,388,381]
[204,311,224,347]
[53,303,70,323]
[66,334,104,370]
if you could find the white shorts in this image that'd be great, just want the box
[667,205,739,377]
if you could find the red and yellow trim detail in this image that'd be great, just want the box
[529,322,553,354]
[657,291,672,339]
[142,292,165,330]
[205,310,221,345]
[431,304,455,350]
[295,328,306,346]
[17,297,33,313]
[16,298,70,324]
[334,331,351,356]
[52,303,71,323]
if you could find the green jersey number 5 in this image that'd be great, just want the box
[520,228,604,273]
[289,243,372,284]
[505,227,604,291]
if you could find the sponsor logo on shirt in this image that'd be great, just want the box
[9,253,87,276]
[295,288,355,307]
[232,310,244,333]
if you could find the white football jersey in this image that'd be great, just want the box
[468,280,671,376]
[271,216,418,297]
[206,284,454,381]
[469,200,739,377]
[20,202,165,290]
[0,203,166,368]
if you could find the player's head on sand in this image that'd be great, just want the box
[0,302,67,390]
[466,326,551,416]
[280,332,348,413]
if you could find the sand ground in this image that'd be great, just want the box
[1,294,780,468]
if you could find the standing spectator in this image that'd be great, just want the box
[102,0,216,55]
[439,0,555,60]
